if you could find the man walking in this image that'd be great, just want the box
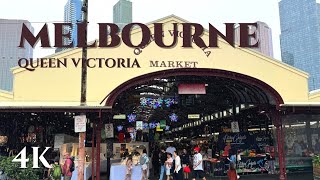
[192,147,206,180]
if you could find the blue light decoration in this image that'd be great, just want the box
[140,97,148,106]
[127,114,137,123]
[117,125,123,132]
[165,98,175,107]
[169,113,178,122]
[153,98,163,109]
[165,126,170,131]
[143,123,149,129]
[149,122,157,129]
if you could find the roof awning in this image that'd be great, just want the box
[0,101,112,112]
[280,102,320,113]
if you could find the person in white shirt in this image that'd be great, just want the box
[173,151,183,180]
[192,147,206,180]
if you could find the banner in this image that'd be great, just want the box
[105,123,114,138]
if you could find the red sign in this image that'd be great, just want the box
[178,84,206,94]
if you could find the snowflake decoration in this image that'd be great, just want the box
[153,98,163,108]
[149,122,157,129]
[169,113,178,122]
[143,123,149,129]
[127,114,137,123]
[165,98,175,107]
[117,125,123,132]
[165,126,170,131]
[140,97,148,106]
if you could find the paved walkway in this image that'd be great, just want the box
[99,172,313,180]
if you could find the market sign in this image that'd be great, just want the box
[113,114,126,120]
[188,114,200,119]
[178,84,206,94]
[74,115,86,133]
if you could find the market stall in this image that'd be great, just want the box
[205,131,274,176]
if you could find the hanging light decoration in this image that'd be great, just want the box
[169,113,178,122]
[165,126,170,131]
[127,114,137,123]
[165,98,176,107]
[149,122,157,129]
[143,123,149,129]
[153,98,163,109]
[140,97,148,106]
[117,125,123,132]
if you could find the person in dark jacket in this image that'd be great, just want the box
[159,147,167,180]
[181,149,190,180]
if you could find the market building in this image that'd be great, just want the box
[0,15,320,180]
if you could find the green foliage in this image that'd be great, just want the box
[313,155,320,167]
[0,155,42,180]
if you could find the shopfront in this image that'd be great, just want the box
[0,15,320,180]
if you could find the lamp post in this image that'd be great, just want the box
[78,0,88,180]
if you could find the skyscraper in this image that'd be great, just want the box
[279,0,320,90]
[56,0,82,53]
[113,0,132,32]
[234,21,274,58]
[0,19,33,91]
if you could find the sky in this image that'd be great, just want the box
[1,0,318,60]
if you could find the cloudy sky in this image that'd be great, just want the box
[1,0,318,60]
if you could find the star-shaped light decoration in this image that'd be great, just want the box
[117,125,123,132]
[153,98,163,109]
[149,122,157,129]
[165,126,170,131]
[140,97,148,106]
[127,114,137,123]
[169,113,178,122]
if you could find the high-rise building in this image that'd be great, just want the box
[0,19,33,91]
[113,0,132,32]
[279,0,320,90]
[234,21,274,58]
[56,0,82,53]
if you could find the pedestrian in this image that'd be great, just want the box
[166,142,176,156]
[125,155,133,180]
[159,147,167,180]
[266,153,275,174]
[48,157,62,180]
[227,162,237,180]
[165,153,173,180]
[173,151,183,180]
[62,152,73,180]
[181,149,191,180]
[140,149,149,180]
[192,147,206,180]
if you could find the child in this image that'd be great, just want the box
[165,153,173,180]
[227,162,238,180]
[48,158,62,180]
[125,155,133,180]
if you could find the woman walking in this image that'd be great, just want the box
[140,149,149,180]
[173,151,183,180]
[181,149,190,180]
[125,155,133,180]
